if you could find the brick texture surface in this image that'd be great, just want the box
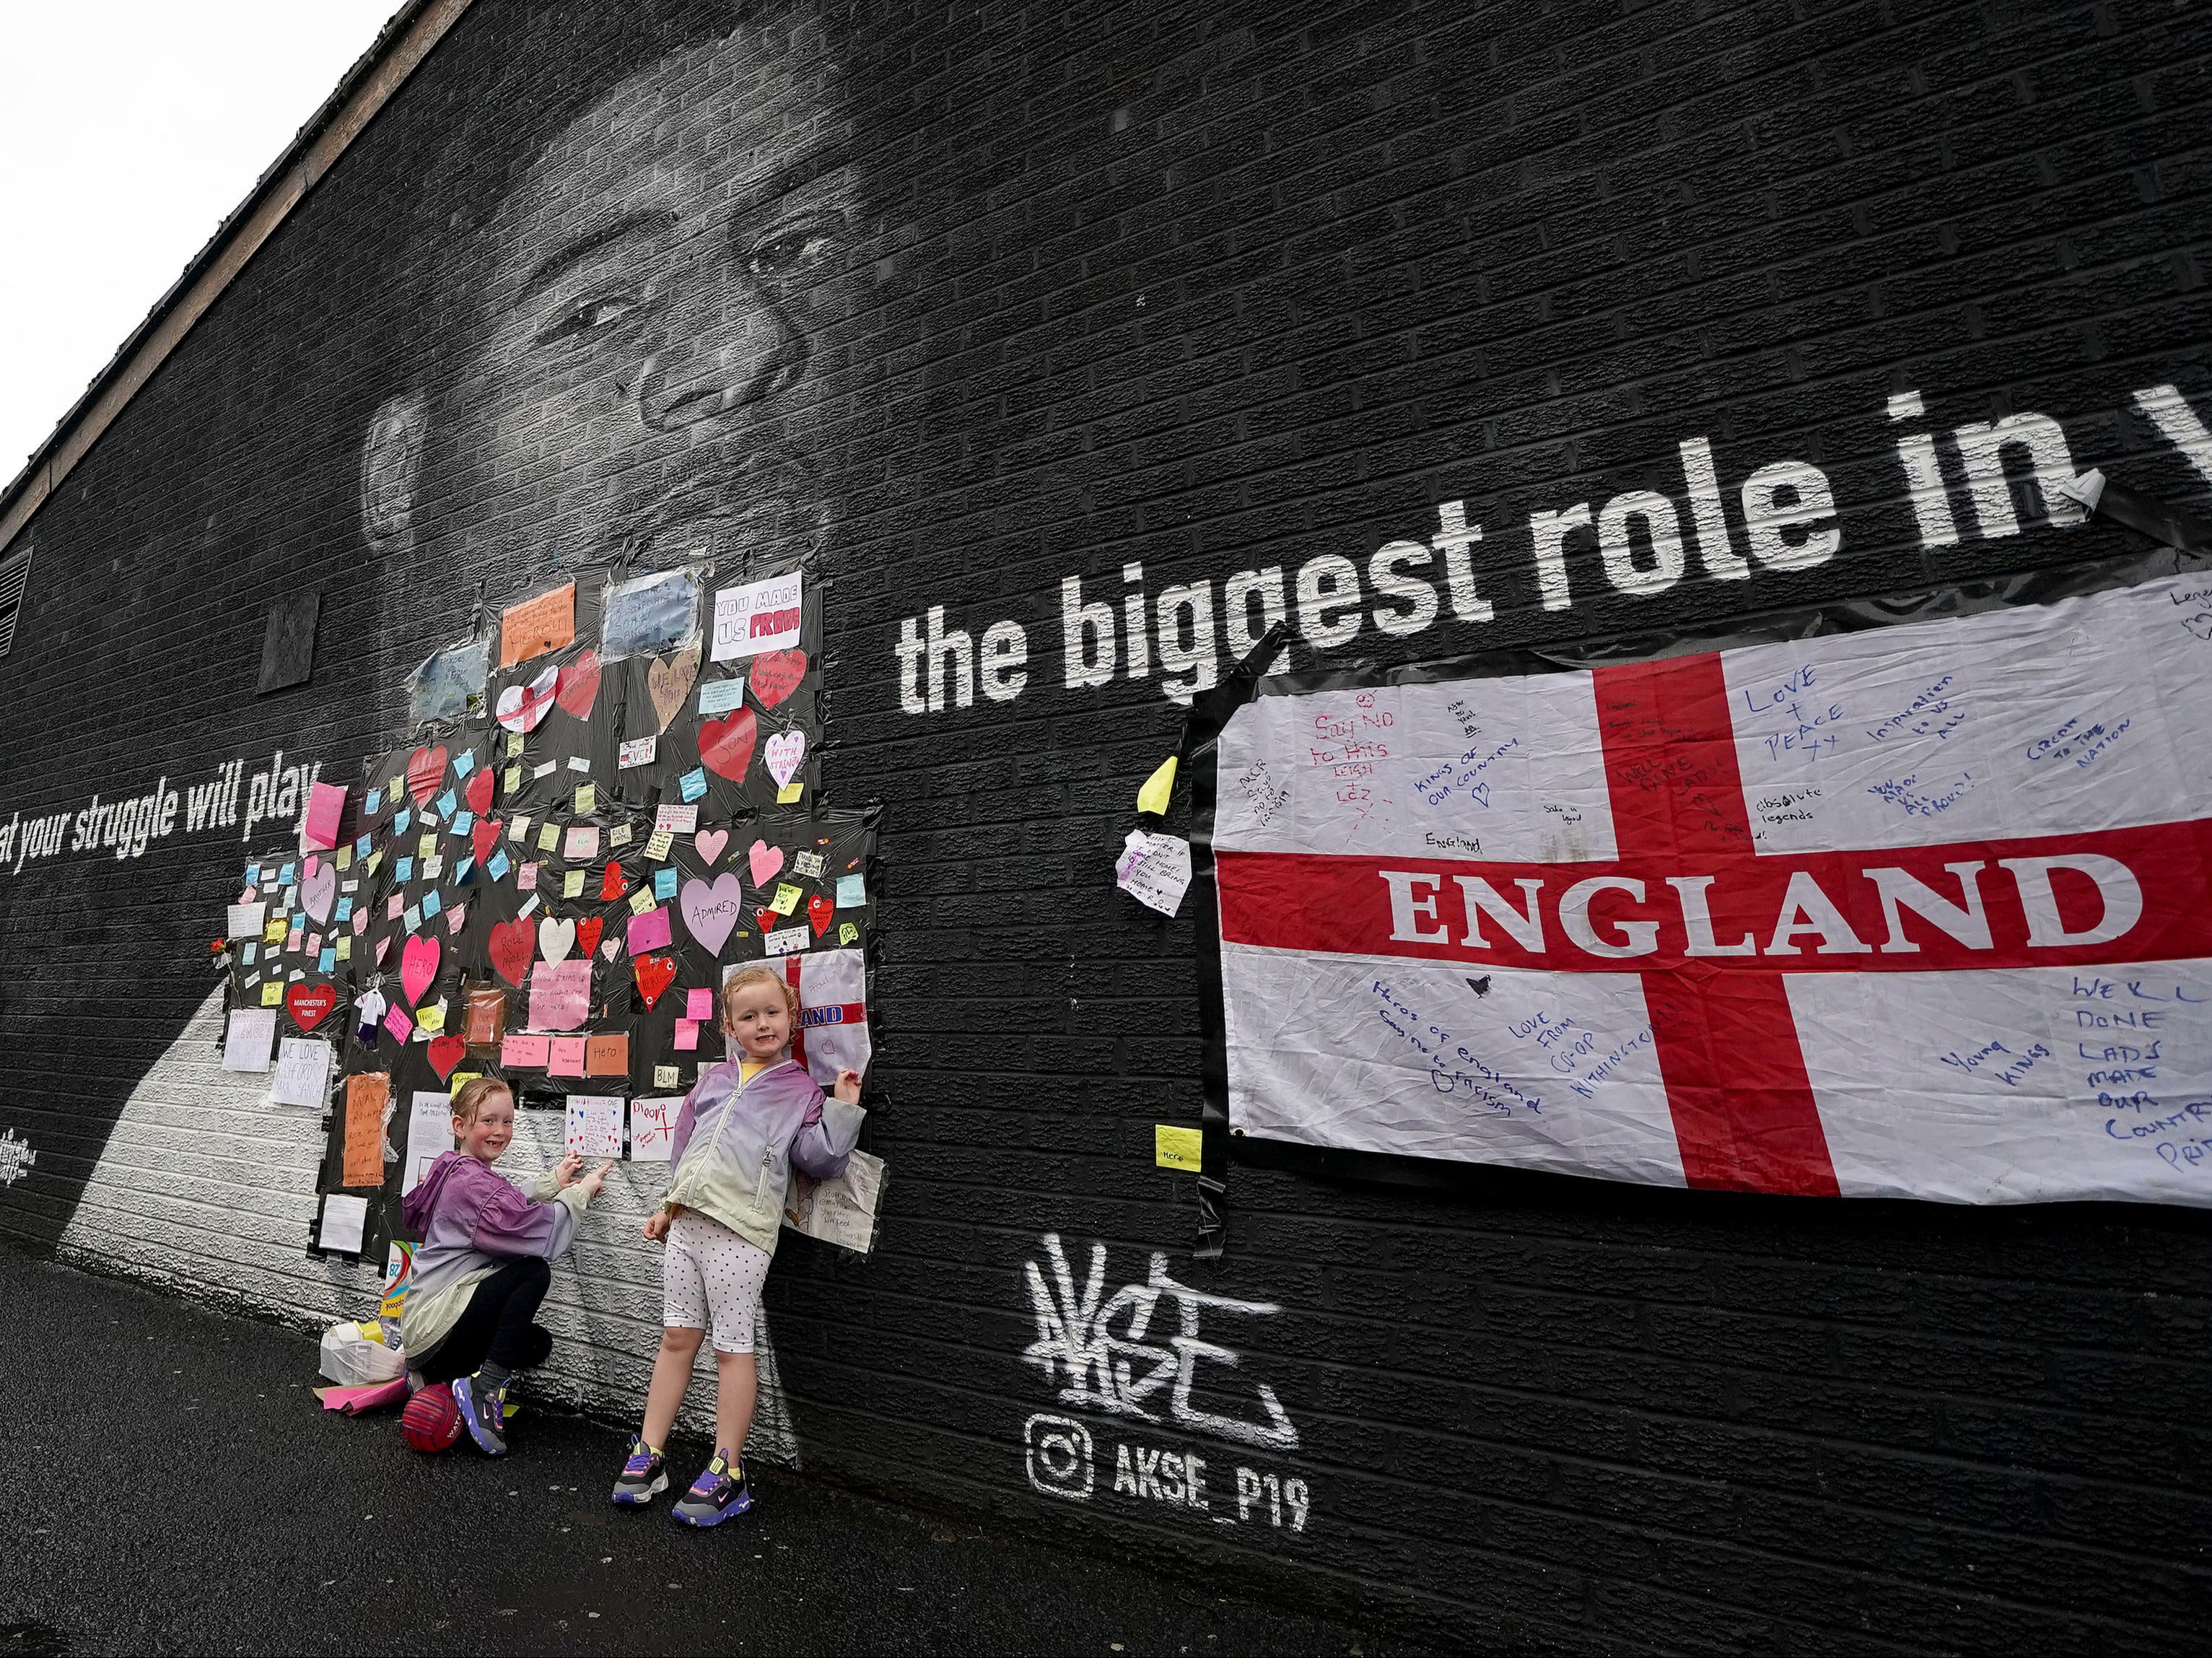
[2,1,2211,1650]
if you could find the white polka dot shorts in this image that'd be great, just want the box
[662,1208,772,1353]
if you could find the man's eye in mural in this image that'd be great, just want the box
[535,292,646,346]
[746,214,847,282]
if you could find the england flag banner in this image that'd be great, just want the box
[1207,572,2212,1206]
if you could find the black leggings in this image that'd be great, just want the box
[418,1255,554,1384]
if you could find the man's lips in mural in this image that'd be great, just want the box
[615,452,830,571]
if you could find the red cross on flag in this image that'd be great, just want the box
[1207,573,2212,1205]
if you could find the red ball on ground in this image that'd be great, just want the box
[400,1382,461,1453]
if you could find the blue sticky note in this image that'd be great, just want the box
[394,808,412,835]
[654,867,678,900]
[395,857,414,882]
[422,889,443,919]
[698,679,745,715]
[487,850,511,881]
[334,897,353,924]
[277,863,295,886]
[243,863,261,885]
[836,873,866,908]
[453,750,476,777]
[241,943,258,966]
[678,767,707,803]
[452,810,473,836]
[453,859,475,887]
[365,790,382,816]
[436,788,458,819]
[355,833,373,860]
[318,948,336,973]
[403,904,421,933]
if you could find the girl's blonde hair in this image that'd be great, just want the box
[450,1075,514,1127]
[721,964,800,1027]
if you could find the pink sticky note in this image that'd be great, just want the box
[303,781,347,852]
[673,1018,699,1051]
[375,936,392,967]
[306,933,323,956]
[685,988,714,1021]
[501,1033,551,1068]
[517,862,538,892]
[626,905,673,956]
[526,959,592,1031]
[383,1003,414,1045]
[352,910,369,936]
[386,893,404,921]
[445,903,468,935]
[548,1037,587,1078]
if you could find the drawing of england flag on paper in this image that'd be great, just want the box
[1205,572,2212,1206]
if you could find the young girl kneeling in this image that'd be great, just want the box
[400,1076,611,1457]
[612,964,864,1524]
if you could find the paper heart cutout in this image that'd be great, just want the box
[406,746,448,807]
[764,730,807,788]
[286,982,338,1032]
[749,649,808,710]
[633,953,677,1011]
[576,916,605,958]
[488,917,533,988]
[599,863,627,902]
[808,892,836,938]
[600,935,621,961]
[496,665,558,733]
[680,873,744,957]
[698,708,757,782]
[401,935,440,1006]
[556,649,601,720]
[695,829,729,865]
[538,915,575,966]
[465,768,494,816]
[427,1034,466,1083]
[755,907,778,933]
[302,857,336,925]
[647,646,701,734]
[748,840,784,887]
[471,818,502,866]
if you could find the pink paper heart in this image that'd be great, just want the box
[695,829,729,865]
[748,839,784,887]
[600,935,620,961]
[764,730,806,787]
[401,935,440,1007]
[302,857,336,925]
[679,873,744,957]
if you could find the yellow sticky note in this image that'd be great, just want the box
[645,830,673,861]
[608,823,633,848]
[654,1065,680,1089]
[388,775,404,800]
[507,732,524,758]
[365,849,382,876]
[771,883,802,915]
[417,1004,446,1034]
[335,847,352,871]
[510,815,531,843]
[450,1071,481,1095]
[1137,755,1179,816]
[263,917,287,943]
[503,766,521,793]
[1155,1125,1203,1171]
[417,834,437,860]
[777,781,803,805]
[574,783,596,814]
[627,889,654,917]
[838,922,858,946]
[563,869,586,898]
[335,936,351,961]
[537,823,559,853]
[259,981,282,1006]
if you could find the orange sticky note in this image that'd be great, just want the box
[585,1033,630,1077]
[343,1073,390,1187]
[499,583,576,668]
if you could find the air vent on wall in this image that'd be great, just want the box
[0,541,29,658]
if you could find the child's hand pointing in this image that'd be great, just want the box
[553,1153,585,1187]
[579,1159,614,1200]
[834,1068,863,1104]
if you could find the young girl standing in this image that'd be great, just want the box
[611,964,865,1524]
[400,1076,611,1457]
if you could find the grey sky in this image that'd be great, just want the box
[0,2,401,479]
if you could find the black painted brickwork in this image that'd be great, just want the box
[1,2,2209,1650]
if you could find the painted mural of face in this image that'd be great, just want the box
[365,26,867,606]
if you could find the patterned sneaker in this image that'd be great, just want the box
[611,1437,669,1506]
[450,1373,507,1457]
[671,1453,751,1527]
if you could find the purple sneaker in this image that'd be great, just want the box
[611,1437,669,1506]
[450,1373,507,1457]
[672,1452,751,1527]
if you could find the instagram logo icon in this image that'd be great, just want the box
[1023,1413,1095,1501]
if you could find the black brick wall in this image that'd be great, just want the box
[3,2,2209,1649]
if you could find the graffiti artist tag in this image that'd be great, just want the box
[1021,1233,1298,1450]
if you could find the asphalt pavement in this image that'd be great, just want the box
[0,1252,1403,1657]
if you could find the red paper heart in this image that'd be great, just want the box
[698,708,758,782]
[599,862,627,901]
[488,917,534,988]
[755,907,778,933]
[633,953,677,1011]
[808,893,836,938]
[406,746,448,806]
[556,650,602,720]
[286,982,338,1031]
[427,1034,466,1083]
[576,916,606,958]
[471,818,502,866]
[465,768,494,815]
[748,649,808,710]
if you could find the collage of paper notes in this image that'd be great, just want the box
[215,559,876,1257]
